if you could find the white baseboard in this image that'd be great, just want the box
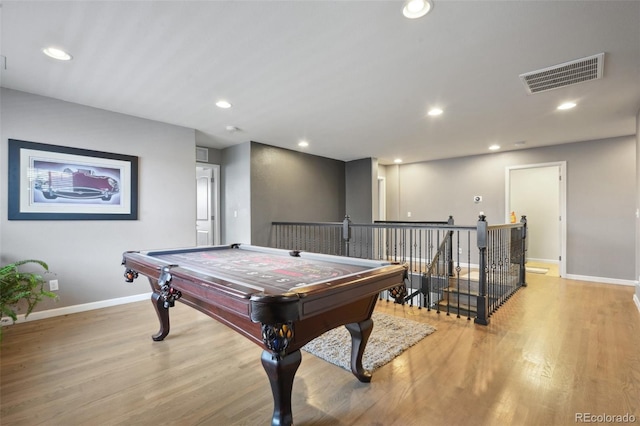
[526,258,559,265]
[1,292,151,327]
[564,274,637,287]
[634,294,640,313]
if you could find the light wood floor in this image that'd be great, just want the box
[2,273,639,426]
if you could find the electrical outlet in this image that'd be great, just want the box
[458,247,463,254]
[49,279,59,291]
[407,211,412,218]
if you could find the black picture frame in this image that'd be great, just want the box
[8,139,138,220]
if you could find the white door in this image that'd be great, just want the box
[506,162,566,276]
[196,164,220,246]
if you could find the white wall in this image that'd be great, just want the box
[221,142,251,245]
[1,89,196,311]
[636,107,640,306]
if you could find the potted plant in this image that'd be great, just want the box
[0,259,57,340]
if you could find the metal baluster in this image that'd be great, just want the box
[466,230,471,320]
[455,230,460,318]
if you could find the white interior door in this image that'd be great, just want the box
[196,164,220,246]
[506,162,566,276]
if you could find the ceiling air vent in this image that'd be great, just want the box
[519,53,604,94]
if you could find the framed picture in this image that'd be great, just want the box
[8,139,138,220]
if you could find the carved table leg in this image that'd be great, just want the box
[151,292,170,341]
[345,318,373,382]
[261,349,302,426]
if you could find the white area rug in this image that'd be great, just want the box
[302,312,436,372]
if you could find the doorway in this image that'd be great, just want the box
[377,177,386,221]
[196,163,220,246]
[506,162,566,277]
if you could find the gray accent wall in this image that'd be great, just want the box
[345,158,375,223]
[0,88,196,310]
[384,136,636,281]
[249,142,345,246]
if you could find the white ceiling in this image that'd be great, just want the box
[1,1,639,164]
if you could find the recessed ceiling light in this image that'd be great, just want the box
[427,108,443,116]
[489,144,501,151]
[403,0,433,19]
[42,47,72,61]
[557,102,576,110]
[216,100,232,109]
[298,141,309,148]
[394,158,403,164]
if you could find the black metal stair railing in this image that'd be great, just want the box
[272,221,346,256]
[271,215,527,325]
[476,215,528,324]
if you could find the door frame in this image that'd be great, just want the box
[505,161,566,277]
[377,176,386,221]
[196,162,221,246]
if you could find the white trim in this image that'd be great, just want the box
[634,294,640,313]
[564,274,637,287]
[526,257,559,265]
[1,292,151,327]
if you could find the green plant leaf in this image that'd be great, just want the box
[1,260,56,341]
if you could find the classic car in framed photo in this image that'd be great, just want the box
[8,139,138,220]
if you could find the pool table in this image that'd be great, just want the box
[122,244,408,426]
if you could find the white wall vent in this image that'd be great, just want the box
[196,146,209,162]
[519,53,605,94]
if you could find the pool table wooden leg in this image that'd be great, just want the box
[261,349,301,426]
[151,291,170,341]
[345,318,373,382]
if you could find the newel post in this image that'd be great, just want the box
[475,214,490,326]
[447,215,455,276]
[342,215,352,256]
[520,215,528,287]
